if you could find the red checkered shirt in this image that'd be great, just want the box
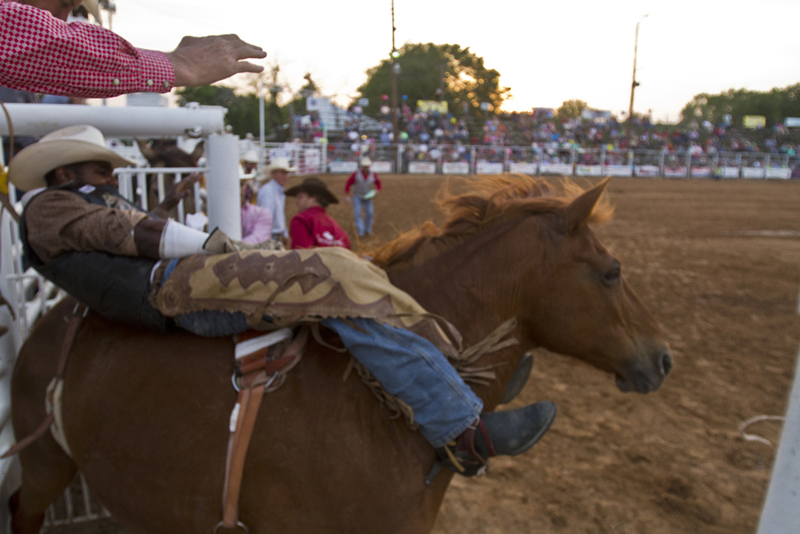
[0,0,174,98]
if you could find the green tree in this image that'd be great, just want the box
[680,84,800,127]
[176,83,286,140]
[356,43,510,120]
[555,99,588,122]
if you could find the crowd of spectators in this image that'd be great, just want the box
[310,102,800,167]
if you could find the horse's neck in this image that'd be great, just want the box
[385,219,546,408]
[385,218,540,346]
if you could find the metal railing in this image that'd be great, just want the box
[260,142,799,180]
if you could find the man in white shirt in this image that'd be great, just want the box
[256,157,296,243]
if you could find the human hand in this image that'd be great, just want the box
[159,173,202,211]
[166,35,267,87]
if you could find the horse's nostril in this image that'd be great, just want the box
[659,351,674,377]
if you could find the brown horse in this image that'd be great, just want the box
[9,176,672,533]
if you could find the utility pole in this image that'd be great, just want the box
[626,15,647,145]
[437,63,445,101]
[390,0,400,144]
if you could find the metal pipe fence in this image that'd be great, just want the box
[261,142,799,180]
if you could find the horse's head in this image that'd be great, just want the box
[375,175,673,395]
[135,139,205,212]
[513,178,673,393]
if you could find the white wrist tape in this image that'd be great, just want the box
[159,219,210,258]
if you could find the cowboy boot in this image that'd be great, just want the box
[436,401,557,477]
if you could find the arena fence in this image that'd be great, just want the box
[261,142,800,180]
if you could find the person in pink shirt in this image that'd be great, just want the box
[240,175,272,244]
[286,177,350,249]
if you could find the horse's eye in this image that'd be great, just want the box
[603,263,621,286]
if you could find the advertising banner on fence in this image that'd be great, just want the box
[690,167,712,178]
[575,165,602,176]
[302,149,320,174]
[539,163,573,175]
[371,161,393,173]
[741,167,766,179]
[765,167,791,179]
[409,162,437,174]
[664,167,687,178]
[442,162,470,174]
[508,162,537,175]
[328,161,358,173]
[603,165,633,177]
[784,117,800,128]
[718,167,740,178]
[269,148,293,162]
[476,161,504,174]
[634,165,660,177]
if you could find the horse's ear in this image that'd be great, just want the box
[135,139,156,162]
[190,141,205,165]
[562,178,610,233]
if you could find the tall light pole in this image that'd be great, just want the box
[258,79,265,150]
[626,14,648,145]
[390,0,400,144]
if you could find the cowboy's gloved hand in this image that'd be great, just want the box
[252,239,285,251]
[202,228,263,254]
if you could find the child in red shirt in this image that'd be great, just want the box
[286,177,351,249]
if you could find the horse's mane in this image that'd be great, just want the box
[371,174,614,268]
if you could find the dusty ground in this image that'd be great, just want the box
[46,174,800,533]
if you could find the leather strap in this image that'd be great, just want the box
[221,386,265,529]
[1,304,86,459]
[220,326,308,529]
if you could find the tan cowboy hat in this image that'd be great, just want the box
[8,125,136,191]
[360,157,373,167]
[285,177,339,205]
[265,157,297,174]
[241,149,260,164]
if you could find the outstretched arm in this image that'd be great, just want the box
[0,2,264,97]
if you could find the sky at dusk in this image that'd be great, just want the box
[105,0,800,123]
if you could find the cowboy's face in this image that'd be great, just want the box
[21,0,79,21]
[56,161,117,189]
[271,169,289,187]
[294,191,317,212]
[242,161,257,174]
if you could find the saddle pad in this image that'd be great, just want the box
[156,247,462,359]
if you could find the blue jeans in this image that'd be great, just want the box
[322,318,483,447]
[352,196,374,236]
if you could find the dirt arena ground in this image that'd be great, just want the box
[47,174,800,533]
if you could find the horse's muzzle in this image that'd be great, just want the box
[615,348,674,394]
